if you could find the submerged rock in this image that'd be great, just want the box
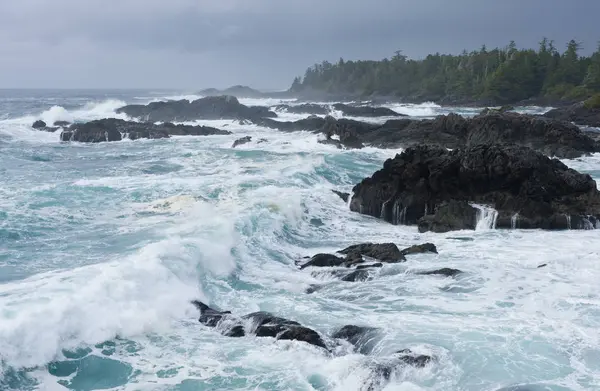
[332,325,380,354]
[418,268,463,277]
[400,243,438,256]
[191,301,327,350]
[117,95,277,122]
[340,269,371,282]
[350,144,600,232]
[232,136,252,148]
[364,350,434,391]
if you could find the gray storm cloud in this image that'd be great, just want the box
[0,0,599,89]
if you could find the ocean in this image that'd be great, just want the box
[1,89,599,391]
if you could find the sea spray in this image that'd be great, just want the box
[473,204,499,230]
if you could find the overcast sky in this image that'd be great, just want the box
[1,0,599,90]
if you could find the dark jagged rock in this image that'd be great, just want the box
[361,113,469,149]
[544,101,600,128]
[117,95,276,122]
[258,111,599,158]
[321,116,366,148]
[257,115,327,132]
[418,201,478,233]
[191,301,327,350]
[400,243,438,256]
[338,243,405,263]
[350,144,600,232]
[60,119,230,143]
[393,349,434,367]
[332,190,350,203]
[232,136,252,148]
[32,120,59,132]
[466,112,599,159]
[364,350,434,391]
[54,120,71,127]
[60,120,122,142]
[341,269,371,282]
[332,325,380,354]
[32,120,47,129]
[191,300,232,327]
[274,103,329,115]
[299,253,346,269]
[332,103,405,118]
[418,268,463,277]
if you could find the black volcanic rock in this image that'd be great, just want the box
[60,118,230,143]
[418,268,463,277]
[350,144,600,231]
[232,136,252,148]
[257,111,599,157]
[299,253,347,269]
[465,112,599,159]
[338,243,405,263]
[544,101,600,128]
[117,95,276,122]
[32,120,47,129]
[191,301,327,350]
[417,201,478,233]
[332,325,380,354]
[32,120,59,132]
[400,243,438,256]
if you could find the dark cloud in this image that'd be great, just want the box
[0,0,599,89]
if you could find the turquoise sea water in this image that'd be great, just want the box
[1,90,599,391]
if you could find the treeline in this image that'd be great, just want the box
[290,39,600,104]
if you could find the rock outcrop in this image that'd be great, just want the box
[32,120,59,132]
[257,112,599,158]
[299,242,437,271]
[117,95,276,122]
[543,101,600,128]
[350,144,600,231]
[59,119,230,143]
[192,301,328,350]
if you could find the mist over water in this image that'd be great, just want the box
[0,90,598,391]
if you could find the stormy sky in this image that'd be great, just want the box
[1,0,599,90]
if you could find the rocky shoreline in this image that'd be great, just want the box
[29,93,599,391]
